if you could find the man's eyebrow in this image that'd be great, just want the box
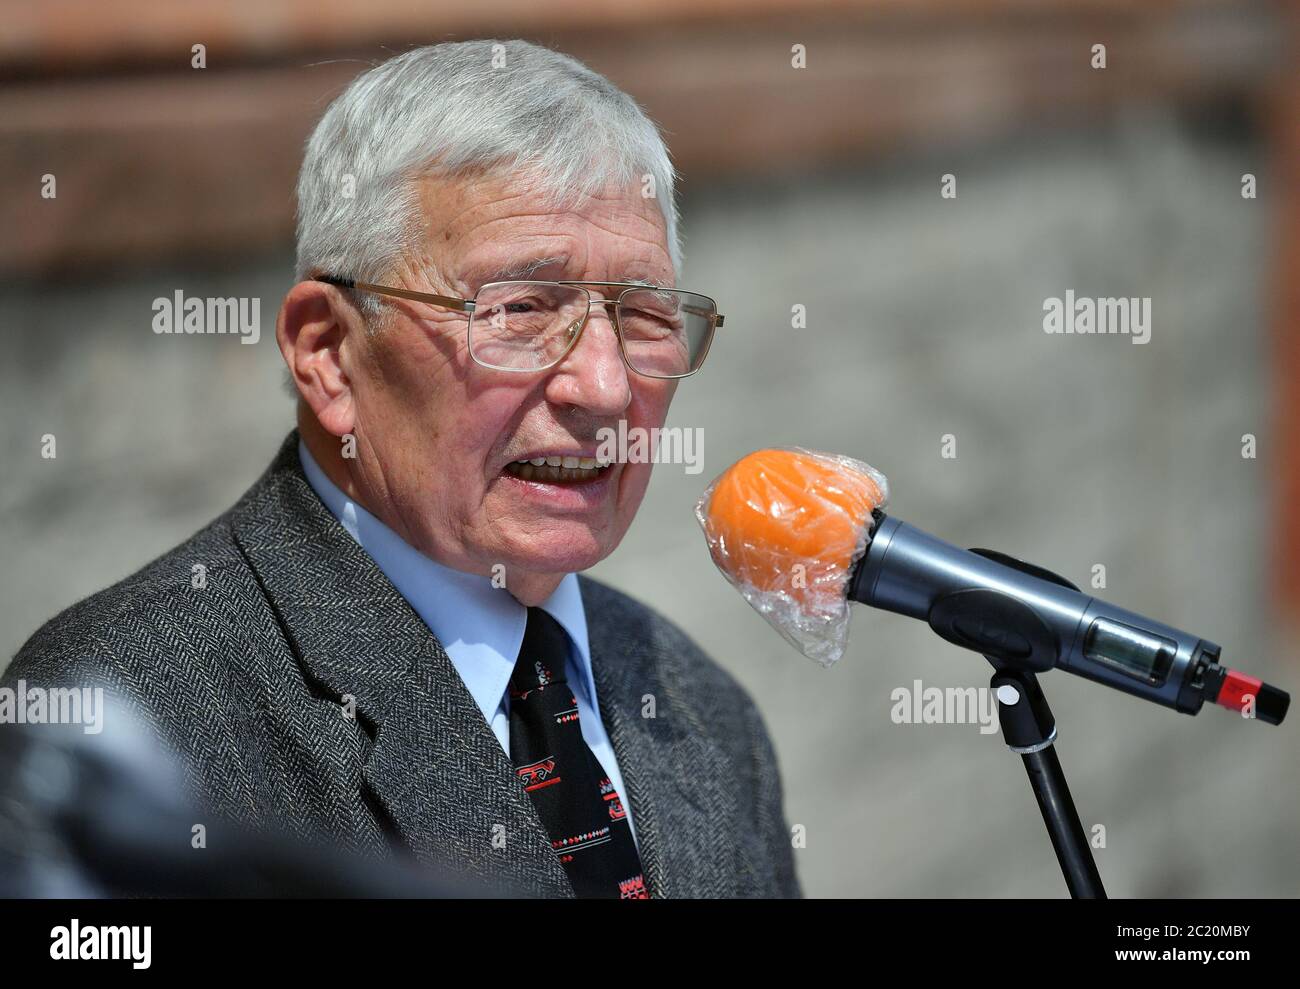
[473,255,569,285]
[467,255,667,288]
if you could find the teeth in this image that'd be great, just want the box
[507,458,611,483]
[514,454,604,466]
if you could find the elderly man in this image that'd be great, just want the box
[6,40,799,899]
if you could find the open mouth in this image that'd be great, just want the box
[504,455,614,484]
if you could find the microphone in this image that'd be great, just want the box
[696,448,1289,725]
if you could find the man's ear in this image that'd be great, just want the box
[276,280,361,437]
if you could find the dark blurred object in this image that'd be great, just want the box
[0,698,515,898]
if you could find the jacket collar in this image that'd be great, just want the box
[582,578,738,899]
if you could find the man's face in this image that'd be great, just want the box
[339,170,679,590]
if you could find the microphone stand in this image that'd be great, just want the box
[985,661,1106,898]
[971,549,1106,899]
[854,506,1282,893]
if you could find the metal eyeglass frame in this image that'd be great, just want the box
[314,275,724,380]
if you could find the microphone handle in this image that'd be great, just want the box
[850,514,1223,716]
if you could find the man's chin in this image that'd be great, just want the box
[499,529,614,579]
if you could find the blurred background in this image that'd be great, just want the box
[1,0,1297,896]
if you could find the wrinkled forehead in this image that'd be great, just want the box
[415,168,675,290]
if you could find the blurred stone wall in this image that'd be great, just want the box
[2,115,1294,896]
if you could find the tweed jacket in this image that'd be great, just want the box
[5,432,801,898]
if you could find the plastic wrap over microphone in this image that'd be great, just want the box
[696,448,1289,723]
[693,447,889,667]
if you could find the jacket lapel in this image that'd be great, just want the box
[231,434,573,898]
[583,577,738,899]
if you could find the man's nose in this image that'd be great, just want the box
[543,304,631,416]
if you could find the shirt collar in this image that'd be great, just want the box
[296,439,597,716]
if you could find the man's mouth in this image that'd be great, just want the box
[504,455,614,484]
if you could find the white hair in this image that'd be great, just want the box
[294,39,681,316]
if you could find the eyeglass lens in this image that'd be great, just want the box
[466,281,716,377]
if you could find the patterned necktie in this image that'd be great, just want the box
[508,607,649,899]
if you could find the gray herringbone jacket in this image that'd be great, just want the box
[6,433,801,898]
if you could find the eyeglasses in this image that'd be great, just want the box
[315,276,725,380]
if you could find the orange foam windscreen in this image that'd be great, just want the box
[698,448,888,612]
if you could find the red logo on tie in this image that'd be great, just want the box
[619,875,650,899]
[516,758,560,791]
